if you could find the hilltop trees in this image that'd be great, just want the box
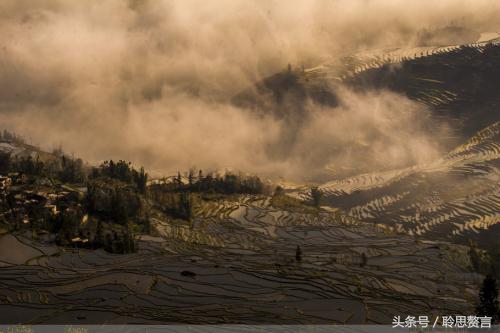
[57,156,85,183]
[91,160,148,193]
[12,156,45,176]
[150,190,196,222]
[0,143,283,257]
[311,187,322,207]
[0,150,87,183]
[0,145,148,254]
[0,129,25,144]
[86,179,141,225]
[177,192,194,221]
[149,170,269,222]
[190,171,256,194]
[152,170,267,195]
[67,159,148,253]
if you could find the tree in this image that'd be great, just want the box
[188,169,193,187]
[469,241,482,272]
[361,253,367,267]
[104,233,113,252]
[0,152,11,174]
[476,275,499,324]
[179,193,194,221]
[177,172,182,190]
[274,186,284,197]
[197,170,203,191]
[311,187,322,207]
[58,156,85,183]
[12,155,44,176]
[124,223,136,253]
[295,245,302,262]
[94,220,104,248]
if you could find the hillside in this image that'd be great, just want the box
[0,138,487,324]
[0,39,498,324]
[291,121,499,248]
[234,38,500,180]
[0,193,482,324]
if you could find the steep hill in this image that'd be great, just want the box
[234,38,500,180]
[293,122,499,248]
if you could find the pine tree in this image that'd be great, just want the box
[361,253,367,267]
[311,187,322,207]
[469,240,481,271]
[295,245,302,262]
[0,152,11,174]
[177,172,182,190]
[179,193,194,221]
[124,223,136,253]
[188,169,193,187]
[94,220,104,248]
[476,275,499,323]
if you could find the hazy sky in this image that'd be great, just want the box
[0,0,499,181]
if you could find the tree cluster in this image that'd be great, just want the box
[11,156,45,176]
[0,152,11,174]
[476,275,499,324]
[310,187,322,207]
[86,179,142,225]
[150,190,195,221]
[0,152,87,184]
[155,170,266,195]
[0,129,25,144]
[94,221,136,254]
[91,160,148,193]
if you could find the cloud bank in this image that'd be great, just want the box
[0,0,498,181]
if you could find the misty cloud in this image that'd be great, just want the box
[0,0,498,182]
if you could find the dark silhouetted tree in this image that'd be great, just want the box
[0,152,11,174]
[188,169,194,187]
[311,187,322,207]
[94,220,104,249]
[469,241,482,272]
[361,253,367,267]
[179,193,194,221]
[177,172,182,190]
[295,245,302,262]
[476,275,499,324]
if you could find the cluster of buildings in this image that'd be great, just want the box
[0,172,75,228]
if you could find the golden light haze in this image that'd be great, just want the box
[0,0,498,181]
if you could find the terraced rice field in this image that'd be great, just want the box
[0,194,481,324]
[290,39,500,245]
[303,37,500,83]
[306,122,500,244]
[0,38,497,325]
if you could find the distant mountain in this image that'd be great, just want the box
[346,39,500,142]
[234,37,500,179]
[235,37,500,124]
[0,139,57,162]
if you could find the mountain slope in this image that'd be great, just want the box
[300,122,499,247]
[234,38,500,180]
